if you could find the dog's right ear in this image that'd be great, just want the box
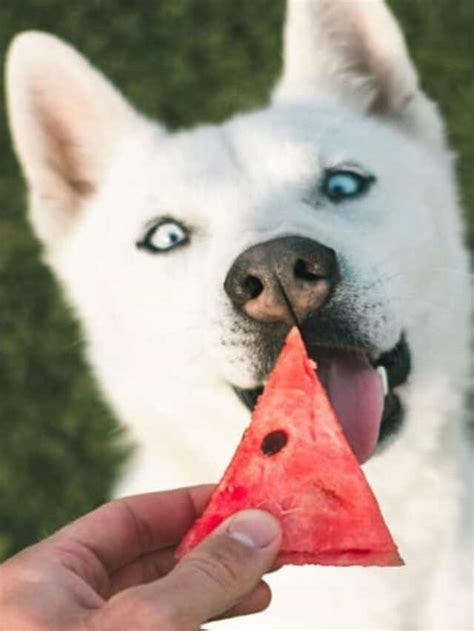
[6,32,146,251]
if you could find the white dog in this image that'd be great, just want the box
[6,0,472,628]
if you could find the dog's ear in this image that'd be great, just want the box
[274,0,445,149]
[6,32,146,251]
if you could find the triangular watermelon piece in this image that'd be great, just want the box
[177,327,403,566]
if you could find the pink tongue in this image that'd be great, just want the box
[318,353,385,463]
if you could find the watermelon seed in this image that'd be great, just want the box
[261,430,288,455]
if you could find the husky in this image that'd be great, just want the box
[5,0,472,628]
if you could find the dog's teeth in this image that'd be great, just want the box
[377,366,389,396]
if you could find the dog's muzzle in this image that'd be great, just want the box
[225,236,411,463]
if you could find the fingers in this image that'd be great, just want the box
[48,485,214,579]
[157,509,281,624]
[214,580,272,621]
[108,545,282,597]
[108,547,177,595]
[109,550,272,618]
[96,509,281,629]
[108,544,282,598]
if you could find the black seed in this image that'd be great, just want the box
[261,430,288,456]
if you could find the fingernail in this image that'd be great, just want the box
[227,510,280,548]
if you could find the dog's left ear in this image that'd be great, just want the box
[274,0,445,149]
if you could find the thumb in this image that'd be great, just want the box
[159,509,281,627]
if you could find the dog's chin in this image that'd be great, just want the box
[232,335,410,464]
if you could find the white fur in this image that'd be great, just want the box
[6,1,472,628]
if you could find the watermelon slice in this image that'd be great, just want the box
[177,327,403,567]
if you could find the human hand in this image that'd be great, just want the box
[0,485,281,630]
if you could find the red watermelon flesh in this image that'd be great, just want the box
[177,327,403,566]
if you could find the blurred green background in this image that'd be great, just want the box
[0,0,472,560]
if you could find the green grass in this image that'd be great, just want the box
[0,0,472,560]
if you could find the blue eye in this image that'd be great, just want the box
[323,170,374,203]
[137,219,189,253]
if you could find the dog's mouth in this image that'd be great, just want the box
[233,335,410,464]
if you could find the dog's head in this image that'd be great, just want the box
[6,1,469,470]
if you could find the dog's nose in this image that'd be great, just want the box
[224,236,339,323]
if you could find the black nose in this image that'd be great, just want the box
[224,236,339,323]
